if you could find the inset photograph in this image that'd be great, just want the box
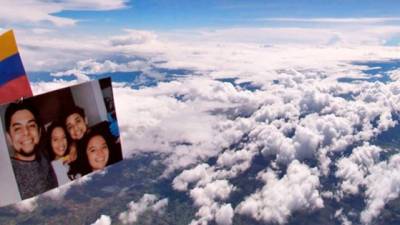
[0,77,123,204]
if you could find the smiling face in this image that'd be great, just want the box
[6,109,40,161]
[65,113,88,141]
[51,127,68,159]
[86,135,109,171]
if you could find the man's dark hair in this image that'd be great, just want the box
[5,101,41,132]
[62,105,86,124]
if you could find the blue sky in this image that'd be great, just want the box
[2,0,400,38]
[54,0,400,31]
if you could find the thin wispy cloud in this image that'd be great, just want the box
[258,17,400,24]
[0,0,128,26]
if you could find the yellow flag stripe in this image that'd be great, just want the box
[0,30,18,61]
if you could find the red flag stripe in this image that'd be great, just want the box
[0,75,33,104]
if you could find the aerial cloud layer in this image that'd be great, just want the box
[2,10,399,224]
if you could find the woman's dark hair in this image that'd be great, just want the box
[46,121,70,161]
[68,127,121,179]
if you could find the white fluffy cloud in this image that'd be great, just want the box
[236,160,323,224]
[336,145,400,224]
[360,154,400,224]
[58,0,128,10]
[110,29,159,46]
[190,180,234,207]
[173,164,214,192]
[51,59,150,76]
[335,209,353,225]
[119,194,168,224]
[389,69,400,80]
[173,163,238,225]
[91,215,112,225]
[0,0,127,26]
[50,58,168,83]
[336,143,383,195]
[215,204,234,225]
[189,180,235,225]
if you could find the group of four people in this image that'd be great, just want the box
[5,101,121,199]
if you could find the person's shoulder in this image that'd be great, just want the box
[10,157,39,173]
[10,157,20,167]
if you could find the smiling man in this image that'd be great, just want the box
[5,101,58,199]
[64,106,88,141]
[60,106,89,165]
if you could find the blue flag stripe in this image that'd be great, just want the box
[0,53,26,86]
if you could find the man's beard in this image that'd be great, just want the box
[16,145,38,159]
[18,149,36,157]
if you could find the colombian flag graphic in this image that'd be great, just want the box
[0,30,33,104]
